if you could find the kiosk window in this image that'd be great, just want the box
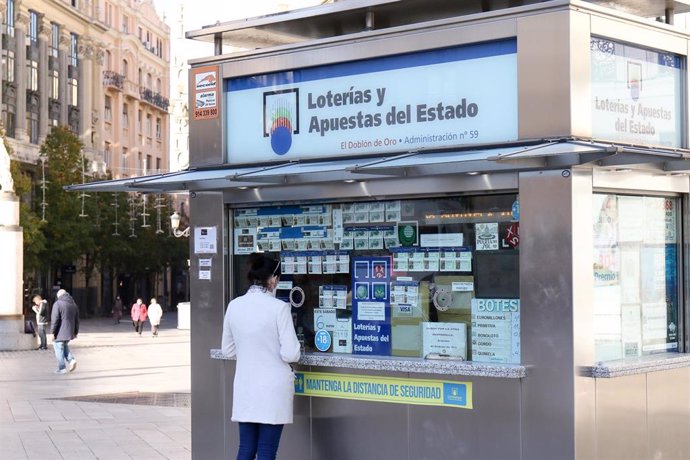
[231,194,520,364]
[593,194,680,361]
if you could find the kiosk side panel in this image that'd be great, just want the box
[190,192,226,459]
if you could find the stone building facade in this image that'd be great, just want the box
[0,0,170,178]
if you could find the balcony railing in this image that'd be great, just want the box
[103,70,124,90]
[139,87,169,111]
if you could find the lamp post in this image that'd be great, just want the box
[170,211,190,238]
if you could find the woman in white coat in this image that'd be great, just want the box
[147,298,163,336]
[222,253,301,460]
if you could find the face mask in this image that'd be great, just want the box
[268,275,279,297]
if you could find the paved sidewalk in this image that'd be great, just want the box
[0,315,191,460]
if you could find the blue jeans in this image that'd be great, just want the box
[53,340,74,371]
[37,324,47,349]
[237,422,284,460]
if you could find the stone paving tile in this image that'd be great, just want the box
[0,432,28,459]
[32,401,66,422]
[122,439,168,459]
[48,430,97,459]
[19,430,62,459]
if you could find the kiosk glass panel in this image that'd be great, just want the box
[230,194,520,363]
[593,194,680,361]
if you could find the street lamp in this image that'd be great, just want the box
[170,211,190,238]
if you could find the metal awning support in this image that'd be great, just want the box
[225,161,300,183]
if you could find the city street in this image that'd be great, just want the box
[0,315,191,460]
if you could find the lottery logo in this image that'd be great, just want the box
[263,89,299,156]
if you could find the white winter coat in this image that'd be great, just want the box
[148,302,163,326]
[221,285,301,424]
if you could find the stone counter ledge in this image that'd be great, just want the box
[589,353,690,378]
[210,349,526,378]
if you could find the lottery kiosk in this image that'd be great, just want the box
[69,1,690,458]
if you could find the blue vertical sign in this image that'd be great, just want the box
[352,257,391,355]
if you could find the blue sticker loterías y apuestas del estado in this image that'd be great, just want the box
[352,257,392,355]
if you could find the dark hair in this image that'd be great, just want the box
[247,253,281,288]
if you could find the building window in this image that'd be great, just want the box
[156,78,161,94]
[137,152,143,173]
[121,147,128,175]
[593,194,680,361]
[156,157,161,172]
[3,51,15,83]
[104,142,111,167]
[68,78,78,106]
[28,10,38,44]
[71,0,78,7]
[3,111,16,137]
[138,26,142,41]
[5,0,15,37]
[27,60,38,91]
[122,15,128,33]
[70,33,78,67]
[27,112,38,144]
[49,70,59,99]
[137,109,142,132]
[122,103,129,128]
[146,114,152,136]
[146,154,152,173]
[155,118,161,139]
[105,2,112,26]
[104,96,112,122]
[122,59,128,79]
[49,117,58,127]
[138,68,142,87]
[50,23,59,58]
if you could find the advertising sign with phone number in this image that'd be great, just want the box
[193,65,219,120]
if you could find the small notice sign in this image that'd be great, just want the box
[192,65,219,120]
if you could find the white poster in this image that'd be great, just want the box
[194,227,217,254]
[333,317,353,354]
[357,302,386,321]
[420,233,464,248]
[422,322,467,359]
[475,223,499,251]
[471,298,520,364]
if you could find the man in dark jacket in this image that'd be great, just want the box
[31,295,49,350]
[51,289,79,374]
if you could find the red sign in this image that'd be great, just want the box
[504,223,519,249]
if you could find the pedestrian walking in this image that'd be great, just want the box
[112,295,123,324]
[148,297,163,336]
[131,298,148,335]
[31,294,49,350]
[51,289,79,374]
[222,253,300,460]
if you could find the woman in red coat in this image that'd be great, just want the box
[130,298,148,335]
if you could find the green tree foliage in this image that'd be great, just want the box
[33,126,188,313]
[39,126,94,274]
